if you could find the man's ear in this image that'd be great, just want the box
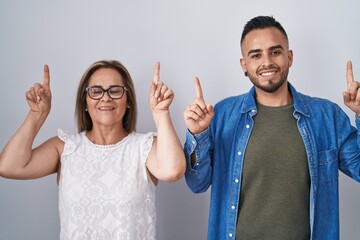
[288,50,293,68]
[240,58,247,76]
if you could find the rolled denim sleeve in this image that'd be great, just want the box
[356,115,360,139]
[184,128,213,193]
[338,114,360,182]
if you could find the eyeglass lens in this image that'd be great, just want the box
[87,86,126,99]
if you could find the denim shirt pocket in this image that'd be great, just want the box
[318,149,339,184]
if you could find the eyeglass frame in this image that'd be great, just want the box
[85,85,128,100]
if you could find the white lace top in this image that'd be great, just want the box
[58,129,156,240]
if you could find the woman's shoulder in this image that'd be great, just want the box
[126,131,156,145]
[57,129,84,151]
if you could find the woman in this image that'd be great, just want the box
[0,60,185,240]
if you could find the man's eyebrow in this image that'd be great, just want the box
[269,45,284,51]
[247,49,262,56]
[247,45,284,56]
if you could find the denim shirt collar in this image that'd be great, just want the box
[241,82,311,118]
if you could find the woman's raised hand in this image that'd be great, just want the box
[25,65,52,116]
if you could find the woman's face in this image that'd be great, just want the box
[85,68,128,129]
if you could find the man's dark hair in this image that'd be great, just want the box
[240,16,288,45]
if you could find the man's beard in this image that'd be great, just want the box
[248,67,289,93]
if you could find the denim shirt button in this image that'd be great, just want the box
[229,233,233,238]
[234,178,239,183]
[237,151,242,156]
[231,205,235,210]
[245,124,250,129]
[192,140,196,145]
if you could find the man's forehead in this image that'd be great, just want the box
[241,27,288,53]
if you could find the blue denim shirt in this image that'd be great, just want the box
[184,83,360,240]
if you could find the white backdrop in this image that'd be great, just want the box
[0,0,359,239]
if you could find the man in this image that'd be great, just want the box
[183,16,360,240]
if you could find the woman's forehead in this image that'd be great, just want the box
[88,68,124,86]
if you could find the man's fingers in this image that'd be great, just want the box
[194,76,209,111]
[26,87,36,102]
[189,104,206,118]
[43,64,50,88]
[153,62,160,84]
[194,77,204,100]
[346,60,354,89]
[206,104,215,117]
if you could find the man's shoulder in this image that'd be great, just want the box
[216,93,248,107]
[295,90,343,116]
[297,91,339,107]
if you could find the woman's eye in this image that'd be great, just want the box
[110,89,121,94]
[93,89,102,94]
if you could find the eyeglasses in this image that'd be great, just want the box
[85,85,128,100]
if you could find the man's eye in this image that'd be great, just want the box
[272,50,281,55]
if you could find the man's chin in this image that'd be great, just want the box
[257,81,285,93]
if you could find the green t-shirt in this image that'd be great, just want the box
[236,103,310,240]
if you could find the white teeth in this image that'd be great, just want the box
[99,107,114,110]
[261,71,275,76]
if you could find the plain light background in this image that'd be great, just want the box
[0,0,359,239]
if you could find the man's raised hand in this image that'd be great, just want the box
[343,61,360,116]
[184,77,214,134]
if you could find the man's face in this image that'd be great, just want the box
[240,27,293,93]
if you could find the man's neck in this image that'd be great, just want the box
[255,82,293,107]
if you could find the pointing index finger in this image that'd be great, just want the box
[194,76,204,100]
[43,64,50,88]
[346,60,354,85]
[153,62,160,84]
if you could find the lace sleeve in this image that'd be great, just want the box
[141,132,156,166]
[57,129,79,156]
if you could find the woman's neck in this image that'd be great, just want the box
[86,126,129,145]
